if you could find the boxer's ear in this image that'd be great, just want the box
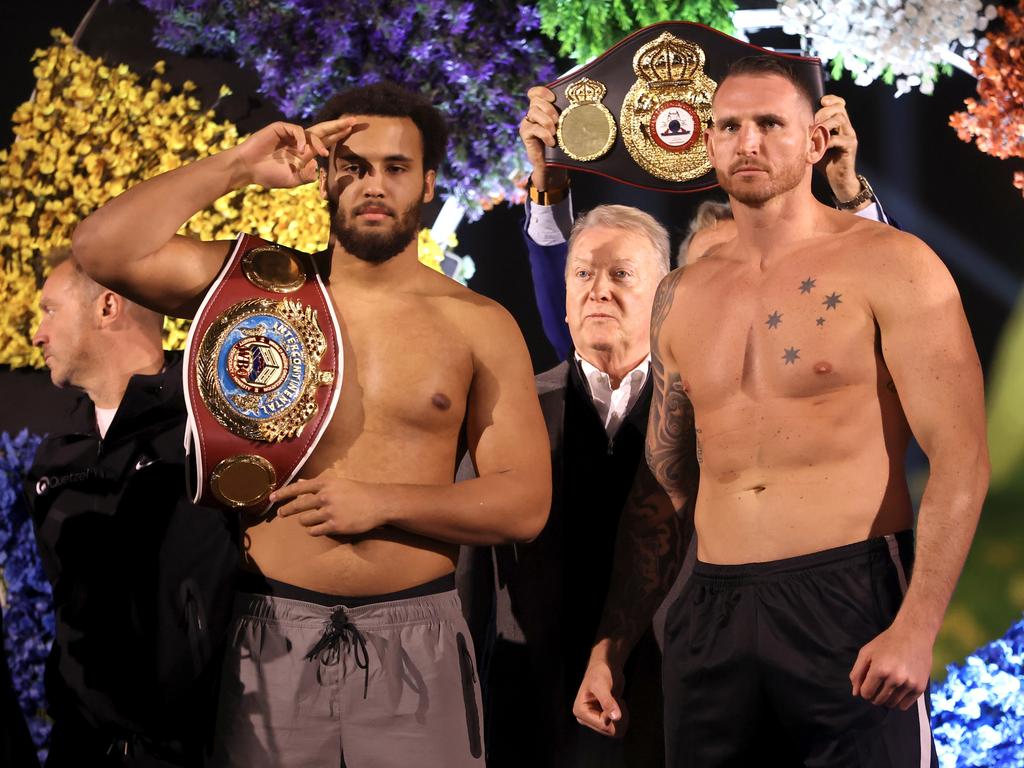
[807,121,829,165]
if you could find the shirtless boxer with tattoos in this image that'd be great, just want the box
[600,56,987,767]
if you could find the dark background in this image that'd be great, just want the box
[1,0,1021,433]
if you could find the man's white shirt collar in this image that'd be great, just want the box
[575,353,651,438]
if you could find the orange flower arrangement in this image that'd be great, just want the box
[950,0,1024,198]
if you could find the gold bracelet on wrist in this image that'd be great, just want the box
[528,180,570,206]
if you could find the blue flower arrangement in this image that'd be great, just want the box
[140,0,557,219]
[932,616,1024,767]
[0,428,52,760]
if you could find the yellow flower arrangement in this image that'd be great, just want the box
[1,31,452,369]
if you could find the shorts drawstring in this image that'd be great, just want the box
[305,606,370,698]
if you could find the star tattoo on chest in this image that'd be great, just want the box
[816,317,826,327]
[799,277,816,294]
[782,347,800,365]
[766,310,782,329]
[823,292,842,310]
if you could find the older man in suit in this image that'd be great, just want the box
[459,195,686,766]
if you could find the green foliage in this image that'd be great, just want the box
[829,52,845,81]
[986,292,1024,491]
[537,0,736,63]
[934,292,1024,676]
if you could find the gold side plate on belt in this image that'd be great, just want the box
[242,246,307,293]
[210,454,277,509]
[621,33,717,182]
[557,77,617,162]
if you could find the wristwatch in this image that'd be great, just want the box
[528,180,571,206]
[834,174,876,210]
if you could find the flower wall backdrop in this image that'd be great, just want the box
[140,0,556,219]
[779,0,996,95]
[949,0,1024,198]
[932,617,1024,767]
[0,429,51,761]
[0,30,241,366]
[536,0,736,63]
[0,32,465,369]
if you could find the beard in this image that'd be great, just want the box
[717,155,805,206]
[329,196,422,265]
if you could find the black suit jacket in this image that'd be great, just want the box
[458,360,666,767]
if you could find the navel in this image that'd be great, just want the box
[432,393,452,411]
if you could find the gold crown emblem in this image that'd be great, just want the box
[632,33,705,85]
[565,77,607,104]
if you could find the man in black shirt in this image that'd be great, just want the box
[24,251,237,767]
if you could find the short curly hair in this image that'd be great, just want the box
[314,82,449,173]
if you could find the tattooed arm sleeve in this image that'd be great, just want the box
[591,269,699,665]
[593,460,690,664]
[645,269,699,511]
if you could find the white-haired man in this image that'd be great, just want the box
[460,201,685,768]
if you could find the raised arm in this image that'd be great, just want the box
[520,85,574,357]
[850,234,989,710]
[274,301,552,545]
[72,118,357,317]
[815,94,892,225]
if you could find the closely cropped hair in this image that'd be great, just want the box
[314,82,449,173]
[679,200,734,264]
[568,205,671,277]
[685,200,733,242]
[44,246,73,270]
[715,55,818,116]
[44,247,102,297]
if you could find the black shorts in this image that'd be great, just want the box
[663,531,938,768]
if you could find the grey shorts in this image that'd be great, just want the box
[210,575,484,767]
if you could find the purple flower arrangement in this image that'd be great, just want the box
[140,0,557,218]
[0,429,52,761]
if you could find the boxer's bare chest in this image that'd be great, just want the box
[303,284,474,475]
[672,249,883,414]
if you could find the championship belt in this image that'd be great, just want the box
[184,234,343,512]
[544,21,825,193]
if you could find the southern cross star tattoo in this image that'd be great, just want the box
[816,317,826,327]
[783,347,800,365]
[823,292,842,310]
[766,310,782,329]
[799,277,816,294]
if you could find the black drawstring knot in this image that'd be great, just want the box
[305,606,370,698]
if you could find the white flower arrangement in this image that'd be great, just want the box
[779,0,999,95]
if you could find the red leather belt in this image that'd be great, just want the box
[543,20,824,193]
[184,233,343,512]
